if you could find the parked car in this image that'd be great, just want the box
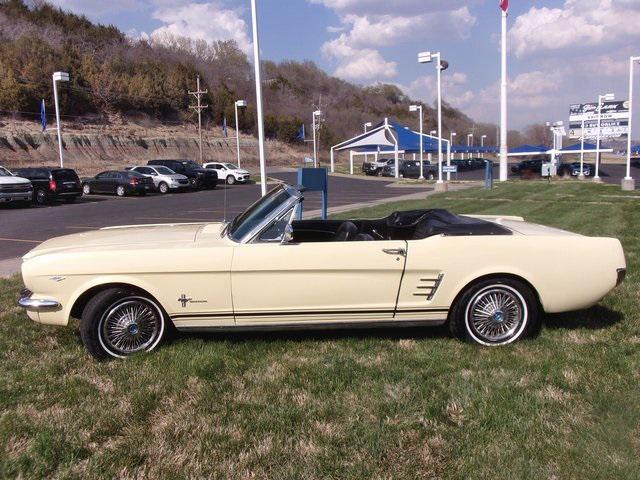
[147,159,217,189]
[511,158,544,175]
[362,158,394,176]
[558,162,593,177]
[18,183,626,359]
[12,167,82,205]
[630,157,640,168]
[382,160,438,179]
[128,166,190,194]
[467,157,488,170]
[0,165,32,205]
[203,162,250,185]
[82,170,155,197]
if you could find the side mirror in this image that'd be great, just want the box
[281,223,294,244]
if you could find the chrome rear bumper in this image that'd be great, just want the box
[17,289,61,310]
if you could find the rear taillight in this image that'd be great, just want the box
[130,178,139,185]
[49,179,57,191]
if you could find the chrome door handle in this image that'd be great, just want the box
[382,248,406,256]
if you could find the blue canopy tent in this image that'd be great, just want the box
[507,144,551,156]
[560,142,613,154]
[630,145,640,155]
[330,118,454,178]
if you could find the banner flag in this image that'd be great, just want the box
[40,99,47,132]
[296,124,306,141]
[500,0,508,12]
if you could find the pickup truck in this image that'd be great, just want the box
[0,166,33,205]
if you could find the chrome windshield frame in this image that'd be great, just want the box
[226,184,303,244]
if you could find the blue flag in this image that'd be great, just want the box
[296,124,305,141]
[222,117,228,138]
[40,99,46,132]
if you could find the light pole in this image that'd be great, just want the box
[312,110,322,168]
[419,50,448,191]
[481,134,487,147]
[363,122,372,133]
[429,130,436,164]
[250,0,267,196]
[624,57,640,190]
[52,71,69,168]
[234,100,247,168]
[410,105,424,179]
[579,115,586,179]
[594,93,615,182]
[467,133,473,159]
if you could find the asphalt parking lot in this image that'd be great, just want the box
[0,170,432,262]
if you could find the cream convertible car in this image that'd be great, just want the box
[19,184,625,359]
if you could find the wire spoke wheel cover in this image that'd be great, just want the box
[465,285,527,345]
[98,297,164,357]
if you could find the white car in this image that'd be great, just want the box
[203,162,250,185]
[0,165,33,204]
[129,166,190,194]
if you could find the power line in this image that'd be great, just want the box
[189,74,208,163]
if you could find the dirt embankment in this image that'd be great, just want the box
[0,119,310,175]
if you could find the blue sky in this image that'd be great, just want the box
[49,1,640,135]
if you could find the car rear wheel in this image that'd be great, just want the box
[427,172,435,181]
[226,175,236,185]
[116,185,126,197]
[449,278,539,346]
[80,288,166,360]
[158,182,169,194]
[82,183,91,195]
[34,188,48,205]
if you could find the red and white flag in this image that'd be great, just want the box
[500,0,509,12]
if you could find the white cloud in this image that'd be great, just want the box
[403,72,475,111]
[510,0,640,57]
[322,36,397,81]
[316,1,476,83]
[150,2,252,54]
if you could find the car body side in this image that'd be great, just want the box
[20,219,625,329]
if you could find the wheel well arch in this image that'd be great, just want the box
[447,273,542,321]
[70,282,166,320]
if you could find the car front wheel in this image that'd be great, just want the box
[82,183,91,195]
[226,175,236,185]
[158,182,169,194]
[80,288,166,360]
[449,278,539,346]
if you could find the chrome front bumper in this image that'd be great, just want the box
[17,289,61,311]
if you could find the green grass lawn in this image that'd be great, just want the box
[1,181,639,479]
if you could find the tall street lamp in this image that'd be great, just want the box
[234,100,247,168]
[481,134,487,147]
[250,0,267,196]
[312,110,322,168]
[410,105,424,179]
[594,93,615,182]
[419,50,448,191]
[467,133,473,159]
[624,57,640,190]
[52,71,69,168]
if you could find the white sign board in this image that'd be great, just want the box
[443,165,458,173]
[569,101,629,139]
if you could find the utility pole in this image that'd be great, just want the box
[189,75,208,164]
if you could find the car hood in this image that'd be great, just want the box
[0,175,30,185]
[167,174,188,180]
[22,223,223,260]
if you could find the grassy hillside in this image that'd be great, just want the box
[1,182,638,478]
[0,0,499,148]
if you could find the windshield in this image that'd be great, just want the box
[223,163,239,170]
[154,166,175,175]
[0,167,11,176]
[228,185,296,242]
[184,160,201,169]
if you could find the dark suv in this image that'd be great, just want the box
[12,167,82,205]
[147,160,217,189]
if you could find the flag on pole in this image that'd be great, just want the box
[222,117,228,137]
[40,99,47,132]
[500,0,508,12]
[296,124,306,141]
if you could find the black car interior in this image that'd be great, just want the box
[291,209,512,243]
